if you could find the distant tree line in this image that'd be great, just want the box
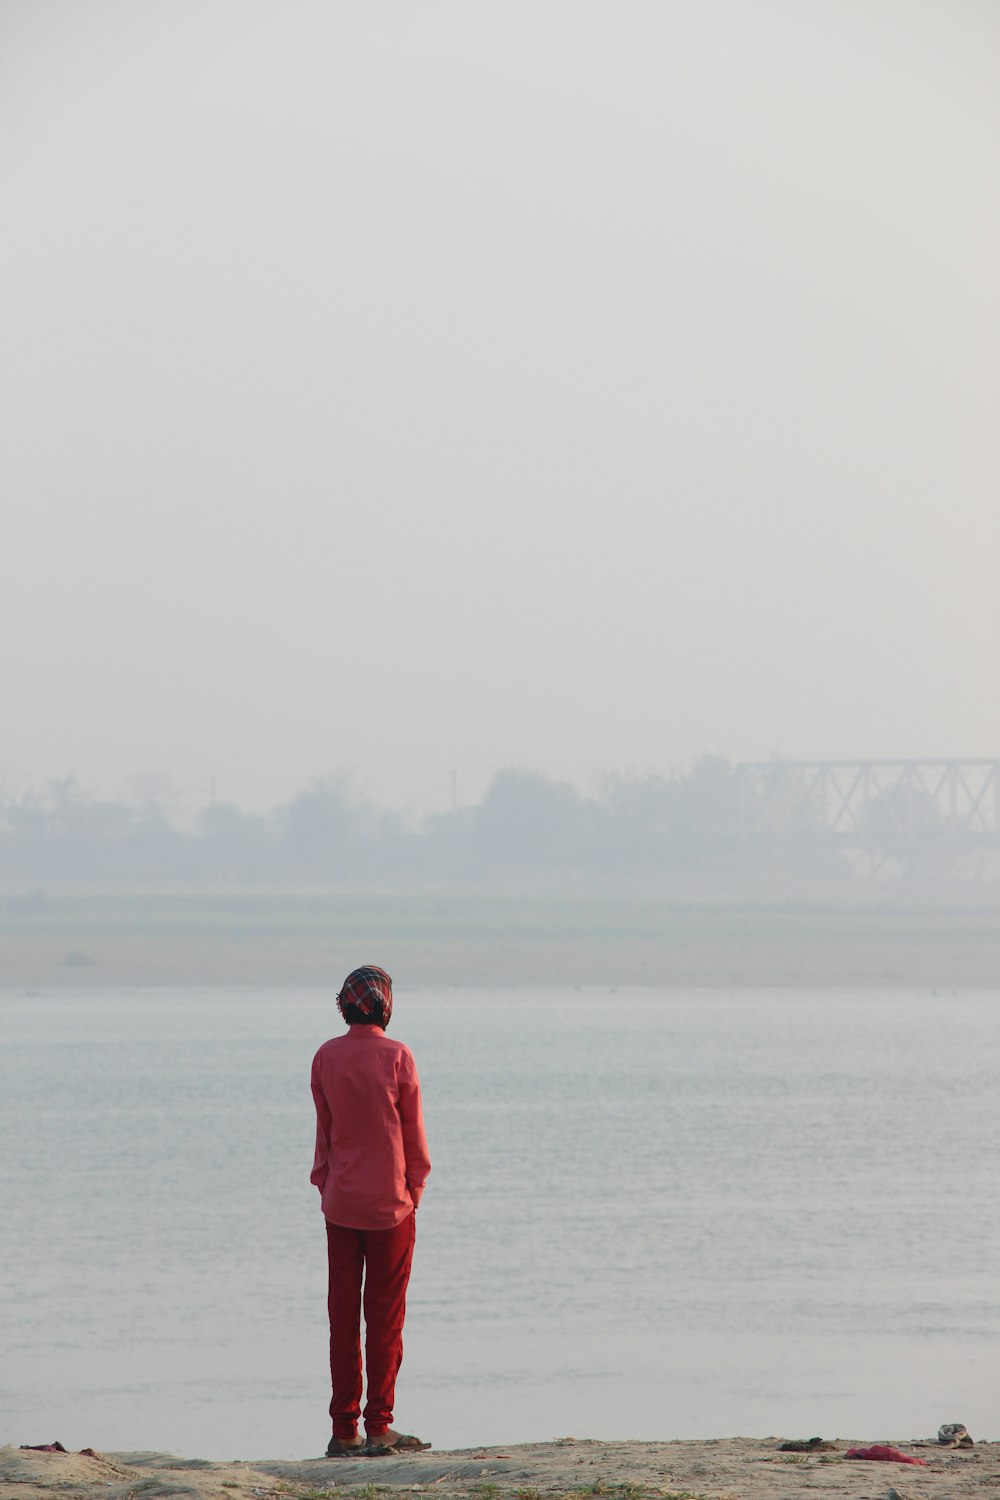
[13,762,983,888]
[0,758,874,891]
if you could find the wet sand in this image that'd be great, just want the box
[3,1437,995,1500]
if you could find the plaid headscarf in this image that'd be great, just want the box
[337,964,393,1027]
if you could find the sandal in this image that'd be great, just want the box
[325,1435,366,1457]
[364,1430,431,1454]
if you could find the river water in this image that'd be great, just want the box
[2,985,998,1457]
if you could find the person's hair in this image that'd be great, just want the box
[339,1001,383,1026]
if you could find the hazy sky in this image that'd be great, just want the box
[3,1,998,815]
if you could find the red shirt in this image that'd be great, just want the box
[310,1025,431,1230]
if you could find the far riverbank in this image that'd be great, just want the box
[1,891,998,989]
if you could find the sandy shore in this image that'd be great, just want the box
[3,1438,995,1500]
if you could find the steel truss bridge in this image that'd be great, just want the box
[734,759,1000,849]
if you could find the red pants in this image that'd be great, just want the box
[325,1212,416,1439]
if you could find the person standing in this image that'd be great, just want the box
[310,965,431,1456]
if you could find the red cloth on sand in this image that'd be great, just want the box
[845,1446,927,1466]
